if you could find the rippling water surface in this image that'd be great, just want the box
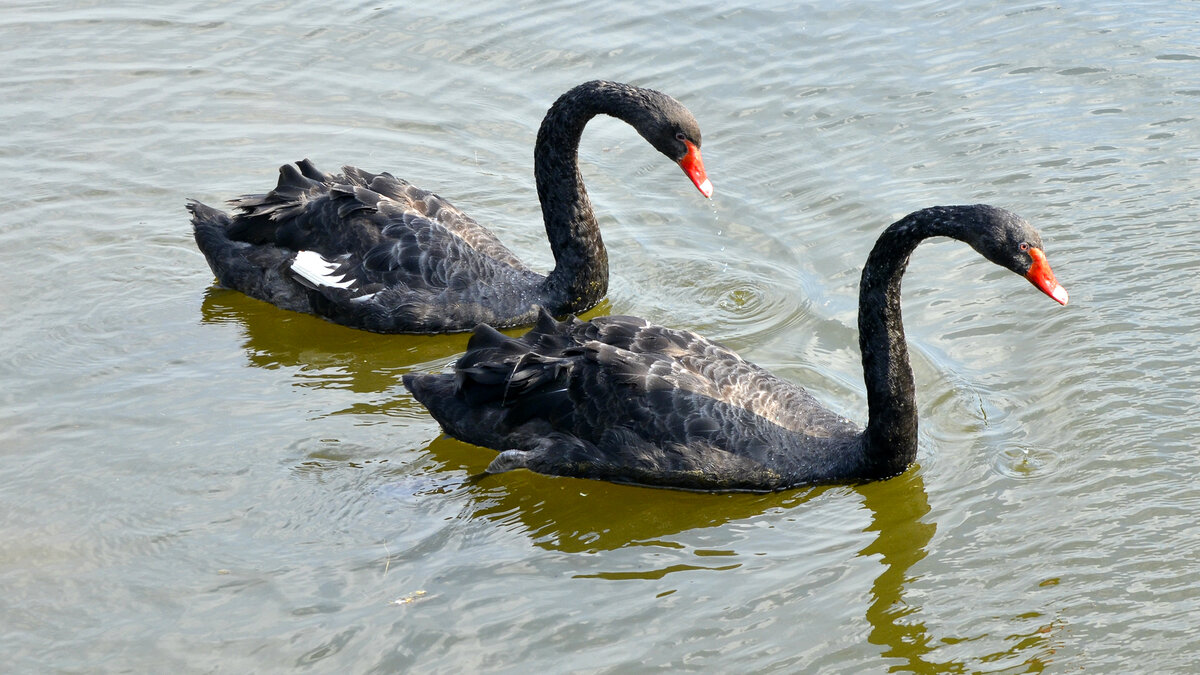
[2,1,1198,671]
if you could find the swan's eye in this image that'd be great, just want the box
[1019,242,1030,252]
[675,132,687,142]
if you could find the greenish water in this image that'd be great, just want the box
[2,1,1198,671]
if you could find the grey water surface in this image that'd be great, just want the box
[2,1,1198,672]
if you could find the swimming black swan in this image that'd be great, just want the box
[403,205,1068,491]
[188,81,711,333]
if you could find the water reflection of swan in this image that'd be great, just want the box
[857,471,1064,670]
[421,433,828,554]
[389,451,1062,669]
[200,287,471,419]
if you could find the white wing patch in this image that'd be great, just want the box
[291,250,356,289]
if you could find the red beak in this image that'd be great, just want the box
[678,140,713,198]
[1025,247,1068,305]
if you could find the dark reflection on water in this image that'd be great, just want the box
[199,287,471,386]
[858,472,941,670]
[200,286,618,381]
[384,436,1067,670]
[454,459,827,554]
[857,472,1067,672]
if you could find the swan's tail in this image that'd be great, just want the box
[402,369,565,476]
[187,199,311,312]
[402,371,477,439]
[188,199,239,284]
[402,371,457,410]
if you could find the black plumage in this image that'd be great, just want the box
[189,81,711,333]
[404,205,1068,492]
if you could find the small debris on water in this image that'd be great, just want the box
[392,590,427,606]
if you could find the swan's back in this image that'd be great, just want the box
[403,310,865,491]
[228,160,529,271]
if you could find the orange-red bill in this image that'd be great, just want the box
[1025,247,1068,305]
[678,140,713,198]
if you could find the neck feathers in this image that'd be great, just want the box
[535,84,633,311]
[857,210,973,476]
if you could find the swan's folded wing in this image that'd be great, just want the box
[576,317,859,437]
[350,166,530,272]
[226,160,530,274]
[284,211,524,294]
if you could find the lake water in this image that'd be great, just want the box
[2,0,1198,671]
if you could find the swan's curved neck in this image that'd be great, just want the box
[535,82,649,312]
[857,210,972,477]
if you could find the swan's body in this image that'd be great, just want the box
[189,81,711,334]
[404,205,1068,492]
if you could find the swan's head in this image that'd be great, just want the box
[630,90,713,199]
[955,205,1069,305]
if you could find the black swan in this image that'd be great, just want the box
[403,205,1068,492]
[188,80,711,334]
